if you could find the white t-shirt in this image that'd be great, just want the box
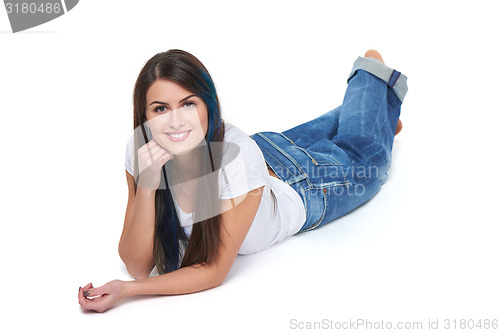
[124,122,306,254]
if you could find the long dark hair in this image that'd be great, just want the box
[132,49,225,274]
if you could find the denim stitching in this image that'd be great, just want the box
[255,133,306,176]
[302,190,327,231]
[280,132,343,166]
[256,145,290,180]
[297,184,308,226]
[256,141,309,222]
[279,132,295,145]
[254,136,310,189]
[309,179,352,188]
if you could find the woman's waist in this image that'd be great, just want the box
[266,162,280,179]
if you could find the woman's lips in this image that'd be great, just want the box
[165,130,192,142]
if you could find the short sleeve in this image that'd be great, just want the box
[124,134,134,176]
[218,139,269,200]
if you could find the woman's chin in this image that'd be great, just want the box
[169,144,199,157]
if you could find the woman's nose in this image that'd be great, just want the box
[169,108,185,129]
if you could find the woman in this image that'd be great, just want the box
[78,49,407,312]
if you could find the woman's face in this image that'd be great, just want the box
[145,79,208,156]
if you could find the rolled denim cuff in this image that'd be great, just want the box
[348,56,408,102]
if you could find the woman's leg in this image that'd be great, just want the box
[305,50,407,231]
[333,50,407,185]
[298,50,407,230]
[281,106,341,149]
[280,52,402,150]
[251,51,407,231]
[364,50,403,135]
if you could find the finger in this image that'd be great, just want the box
[140,143,170,161]
[78,287,90,306]
[140,140,162,155]
[153,151,172,167]
[142,150,172,172]
[140,147,169,168]
[79,296,107,313]
[143,139,169,155]
[145,139,171,155]
[85,285,110,298]
[139,145,159,164]
[82,282,93,290]
[149,156,171,175]
[79,287,103,307]
[149,148,171,164]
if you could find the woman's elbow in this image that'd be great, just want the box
[119,254,152,280]
[211,267,230,288]
[125,264,151,280]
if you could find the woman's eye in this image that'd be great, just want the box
[154,105,168,113]
[183,101,196,108]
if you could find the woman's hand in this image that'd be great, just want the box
[78,280,129,313]
[137,139,172,190]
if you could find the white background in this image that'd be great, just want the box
[1,1,499,332]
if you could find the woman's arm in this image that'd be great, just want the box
[118,140,172,279]
[117,170,156,279]
[79,185,264,312]
[130,185,264,294]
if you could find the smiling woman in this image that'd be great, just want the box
[78,49,408,313]
[145,81,208,156]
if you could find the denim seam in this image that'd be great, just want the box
[297,184,308,226]
[276,133,352,189]
[257,145,290,181]
[253,135,311,224]
[280,132,343,166]
[256,140,311,195]
[257,143,309,221]
[294,146,342,166]
[255,133,307,183]
[279,132,296,145]
[308,180,351,189]
[301,191,327,231]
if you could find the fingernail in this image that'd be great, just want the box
[79,287,81,292]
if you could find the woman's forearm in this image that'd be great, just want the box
[124,262,226,297]
[118,187,157,278]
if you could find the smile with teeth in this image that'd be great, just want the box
[169,131,189,138]
[166,130,192,141]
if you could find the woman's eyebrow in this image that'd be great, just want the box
[149,94,197,106]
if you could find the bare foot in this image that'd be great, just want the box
[364,49,403,136]
[364,49,384,64]
[395,119,403,135]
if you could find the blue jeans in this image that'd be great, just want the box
[250,56,408,232]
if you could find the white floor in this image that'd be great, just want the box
[1,1,499,332]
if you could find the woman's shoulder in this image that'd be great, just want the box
[221,122,263,163]
[223,122,253,144]
[218,122,269,200]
